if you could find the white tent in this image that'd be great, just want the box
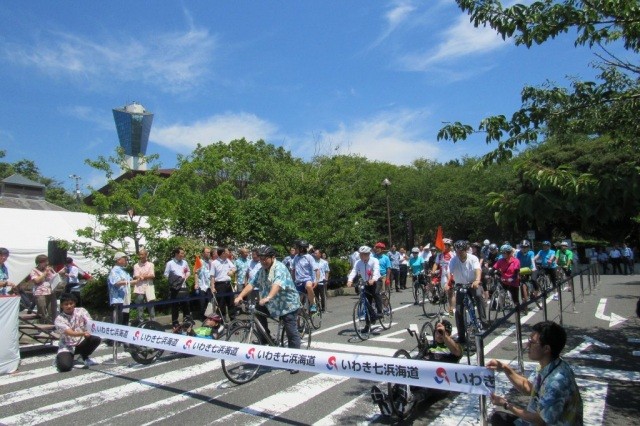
[0,208,111,283]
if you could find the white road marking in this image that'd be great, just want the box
[310,341,397,357]
[579,378,607,426]
[313,393,380,426]
[0,359,222,426]
[313,302,414,337]
[565,336,612,362]
[595,298,626,327]
[210,374,349,425]
[370,328,407,343]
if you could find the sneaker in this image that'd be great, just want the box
[309,304,318,313]
[552,294,559,301]
[360,326,370,334]
[371,385,392,417]
[83,358,99,368]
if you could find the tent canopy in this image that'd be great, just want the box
[1,208,140,283]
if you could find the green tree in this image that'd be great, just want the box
[438,0,640,165]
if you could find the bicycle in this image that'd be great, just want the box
[221,301,312,385]
[411,271,427,305]
[299,288,322,330]
[487,279,516,324]
[453,282,484,356]
[421,272,447,318]
[126,319,166,365]
[520,267,542,309]
[353,279,393,340]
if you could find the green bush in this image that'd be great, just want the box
[327,258,350,289]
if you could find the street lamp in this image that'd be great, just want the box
[382,178,392,246]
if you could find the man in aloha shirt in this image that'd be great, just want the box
[234,246,301,368]
[487,321,583,425]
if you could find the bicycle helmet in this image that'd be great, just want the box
[411,247,420,254]
[561,241,569,247]
[483,239,490,246]
[257,245,277,257]
[500,244,513,254]
[520,240,531,248]
[442,238,453,245]
[358,245,372,254]
[453,240,469,251]
[294,239,309,249]
[374,242,386,249]
[542,240,551,246]
[489,243,498,251]
[206,313,223,323]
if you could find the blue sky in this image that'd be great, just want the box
[0,1,606,194]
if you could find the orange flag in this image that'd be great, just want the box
[435,225,445,251]
[194,255,203,271]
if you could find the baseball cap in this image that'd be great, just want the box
[113,251,128,261]
[374,242,386,249]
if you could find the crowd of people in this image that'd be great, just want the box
[0,235,621,424]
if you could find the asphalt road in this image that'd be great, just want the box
[2,269,639,425]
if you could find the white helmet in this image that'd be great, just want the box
[358,245,372,254]
[483,239,490,246]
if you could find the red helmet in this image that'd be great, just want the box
[206,314,222,323]
[374,242,386,249]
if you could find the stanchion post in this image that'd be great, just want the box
[579,273,585,303]
[557,283,564,326]
[515,307,524,373]
[476,334,488,426]
[587,268,592,294]
[542,287,548,322]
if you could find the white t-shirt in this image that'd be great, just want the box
[449,254,481,284]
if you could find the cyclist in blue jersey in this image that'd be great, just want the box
[534,241,558,288]
[516,240,536,305]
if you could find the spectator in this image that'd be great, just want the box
[132,248,156,321]
[622,243,634,275]
[597,248,609,275]
[29,254,56,323]
[609,244,623,274]
[108,252,137,326]
[54,293,101,371]
[61,257,79,295]
[487,321,583,425]
[0,247,16,295]
[398,247,408,290]
[164,247,191,323]
[388,245,402,292]
[211,247,237,321]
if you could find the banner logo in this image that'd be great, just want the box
[183,339,193,350]
[91,323,96,332]
[326,355,338,370]
[133,330,141,341]
[434,367,450,385]
[246,347,256,360]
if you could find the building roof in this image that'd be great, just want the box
[2,173,45,188]
[0,197,68,211]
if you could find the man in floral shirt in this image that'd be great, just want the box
[54,293,101,371]
[234,245,301,373]
[487,321,583,425]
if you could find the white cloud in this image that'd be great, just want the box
[369,0,417,49]
[152,112,279,151]
[399,14,509,71]
[308,109,441,165]
[58,105,114,131]
[1,25,216,93]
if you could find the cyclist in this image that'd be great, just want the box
[432,238,456,316]
[193,313,225,340]
[234,245,302,373]
[494,244,523,313]
[534,241,558,288]
[347,245,382,334]
[481,239,491,261]
[370,319,462,416]
[292,240,319,313]
[449,240,484,343]
[556,241,574,289]
[373,242,392,294]
[409,247,425,305]
[516,240,536,304]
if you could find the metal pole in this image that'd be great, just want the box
[382,178,392,246]
[476,334,488,426]
[515,306,524,373]
[579,272,585,303]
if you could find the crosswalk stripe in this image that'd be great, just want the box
[310,341,397,357]
[210,374,349,425]
[0,359,222,426]
[313,392,380,425]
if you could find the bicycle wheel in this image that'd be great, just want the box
[388,349,416,419]
[353,299,372,340]
[413,282,423,305]
[527,280,543,309]
[488,290,507,324]
[379,292,393,330]
[422,286,443,318]
[221,325,262,385]
[537,274,551,294]
[129,320,165,365]
[419,321,434,346]
[310,308,322,330]
[296,309,311,341]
